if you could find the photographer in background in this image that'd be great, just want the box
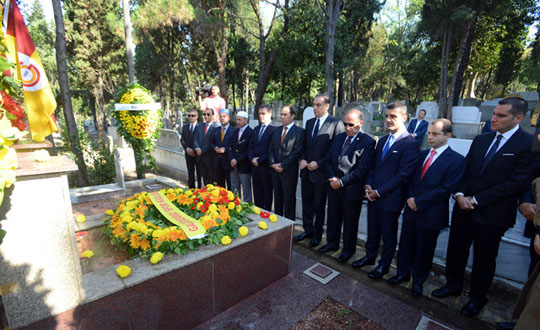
[198,85,226,115]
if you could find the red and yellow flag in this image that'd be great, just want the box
[3,0,57,141]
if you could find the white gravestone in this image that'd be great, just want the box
[302,107,315,128]
[415,101,439,121]
[452,106,482,139]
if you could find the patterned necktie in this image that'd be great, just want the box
[238,128,242,141]
[381,135,393,160]
[420,149,437,179]
[340,136,352,158]
[480,135,503,173]
[258,125,265,141]
[281,126,288,145]
[221,126,225,142]
[312,118,320,142]
[204,123,208,137]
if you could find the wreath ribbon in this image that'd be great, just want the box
[148,191,206,239]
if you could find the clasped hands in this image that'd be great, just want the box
[300,160,318,171]
[328,177,341,190]
[271,163,284,173]
[456,195,476,210]
[214,146,226,154]
[185,148,196,157]
[364,185,379,202]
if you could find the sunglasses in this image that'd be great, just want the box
[343,122,356,127]
[204,113,212,116]
[188,114,198,117]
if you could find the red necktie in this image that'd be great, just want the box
[204,123,208,137]
[420,149,437,179]
[281,126,288,145]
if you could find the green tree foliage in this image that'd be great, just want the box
[64,0,127,140]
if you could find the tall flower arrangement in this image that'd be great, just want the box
[112,84,162,178]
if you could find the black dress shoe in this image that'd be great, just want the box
[308,238,321,248]
[293,232,312,241]
[411,284,423,297]
[431,286,461,298]
[496,321,516,330]
[461,300,485,317]
[368,265,389,279]
[351,256,375,268]
[337,253,351,263]
[318,244,338,253]
[387,275,410,285]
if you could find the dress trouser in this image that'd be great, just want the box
[395,214,440,285]
[365,203,400,267]
[445,208,507,304]
[252,165,273,211]
[271,168,298,221]
[301,179,327,239]
[326,187,363,255]
[230,168,252,203]
[185,154,201,189]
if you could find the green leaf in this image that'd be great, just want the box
[174,247,181,254]
[0,229,6,245]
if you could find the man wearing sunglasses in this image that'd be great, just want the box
[181,109,202,188]
[194,108,220,185]
[320,108,375,263]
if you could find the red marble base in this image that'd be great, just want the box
[21,226,292,330]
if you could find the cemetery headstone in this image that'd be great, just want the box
[302,107,315,128]
[452,106,482,139]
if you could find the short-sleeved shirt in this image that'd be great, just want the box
[202,95,226,113]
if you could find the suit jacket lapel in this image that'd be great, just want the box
[380,131,409,165]
[482,128,522,172]
[422,147,451,179]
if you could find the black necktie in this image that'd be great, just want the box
[340,136,352,158]
[312,118,320,142]
[480,135,503,173]
[258,125,265,141]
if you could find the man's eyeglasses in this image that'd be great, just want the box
[343,122,356,127]
[204,113,212,117]
[188,114,198,117]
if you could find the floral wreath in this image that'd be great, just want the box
[103,185,253,257]
[112,84,162,178]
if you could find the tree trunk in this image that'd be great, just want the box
[438,20,453,118]
[447,15,477,119]
[480,68,493,100]
[324,0,342,108]
[51,0,89,187]
[232,81,236,113]
[122,0,134,83]
[251,0,289,114]
[337,69,344,107]
[94,75,105,141]
[244,70,249,112]
[465,71,479,98]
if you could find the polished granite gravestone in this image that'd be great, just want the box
[0,144,83,329]
[19,194,293,330]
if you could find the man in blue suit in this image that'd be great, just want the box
[230,111,253,203]
[319,108,375,262]
[387,119,465,297]
[210,109,238,189]
[407,109,428,146]
[352,102,419,279]
[194,108,220,185]
[432,97,539,317]
[295,94,345,247]
[249,105,275,211]
[269,105,304,220]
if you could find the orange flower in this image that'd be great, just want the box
[140,239,150,250]
[166,193,176,201]
[135,205,148,217]
[113,225,126,237]
[178,230,188,240]
[177,194,189,205]
[130,234,141,248]
[169,230,180,242]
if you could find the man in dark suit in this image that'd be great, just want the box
[407,109,428,146]
[319,108,375,262]
[230,111,254,202]
[352,102,419,279]
[387,119,466,297]
[269,105,304,220]
[432,97,538,317]
[210,108,238,189]
[294,94,345,247]
[180,109,202,188]
[249,105,276,211]
[194,108,220,185]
